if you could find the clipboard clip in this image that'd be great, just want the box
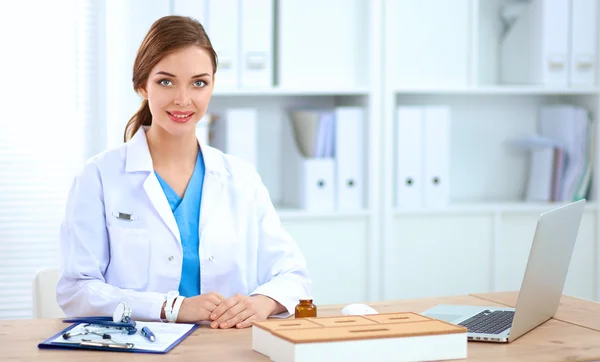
[80,339,134,349]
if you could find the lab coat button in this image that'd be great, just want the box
[209,256,214,261]
[168,256,174,262]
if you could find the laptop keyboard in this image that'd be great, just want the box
[458,310,515,335]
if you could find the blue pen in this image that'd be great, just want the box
[141,326,155,342]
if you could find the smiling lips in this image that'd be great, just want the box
[167,111,194,123]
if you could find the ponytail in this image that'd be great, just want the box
[124,99,152,142]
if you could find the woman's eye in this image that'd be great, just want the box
[193,80,206,87]
[158,79,173,86]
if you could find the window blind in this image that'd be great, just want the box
[0,0,82,319]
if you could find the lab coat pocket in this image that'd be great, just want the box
[107,226,150,290]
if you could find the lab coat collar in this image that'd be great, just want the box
[125,126,230,178]
[125,126,153,173]
[125,126,228,243]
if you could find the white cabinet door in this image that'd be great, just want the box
[282,218,369,305]
[495,211,596,300]
[384,214,494,300]
[386,0,471,87]
[564,212,596,300]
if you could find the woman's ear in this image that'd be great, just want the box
[138,87,148,100]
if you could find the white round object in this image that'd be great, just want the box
[112,301,132,322]
[113,302,125,322]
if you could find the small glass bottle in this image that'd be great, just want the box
[295,298,317,318]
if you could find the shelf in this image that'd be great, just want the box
[213,87,371,96]
[276,207,372,220]
[393,201,598,216]
[394,86,600,96]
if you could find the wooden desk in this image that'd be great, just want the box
[3,292,600,361]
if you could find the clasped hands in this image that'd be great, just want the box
[176,292,285,329]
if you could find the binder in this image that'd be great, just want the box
[172,0,207,23]
[206,0,239,89]
[396,106,423,209]
[501,0,570,86]
[211,108,257,166]
[38,321,197,354]
[334,107,364,210]
[509,135,563,202]
[526,147,555,202]
[239,0,273,88]
[281,152,336,212]
[314,111,335,158]
[538,105,585,201]
[283,112,335,211]
[423,106,451,208]
[287,158,336,212]
[569,0,598,86]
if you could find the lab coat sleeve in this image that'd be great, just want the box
[56,161,165,321]
[249,176,312,316]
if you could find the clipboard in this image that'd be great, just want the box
[38,321,198,354]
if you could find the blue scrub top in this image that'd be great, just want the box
[155,150,205,297]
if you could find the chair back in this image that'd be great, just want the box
[32,268,65,318]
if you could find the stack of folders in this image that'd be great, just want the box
[282,107,364,211]
[512,105,594,202]
[500,0,597,86]
[396,105,451,209]
[208,108,258,167]
[251,312,467,362]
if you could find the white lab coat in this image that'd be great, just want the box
[56,127,311,321]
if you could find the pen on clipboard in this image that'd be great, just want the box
[80,339,134,349]
[141,326,156,342]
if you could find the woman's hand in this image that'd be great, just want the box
[166,292,225,323]
[209,294,286,329]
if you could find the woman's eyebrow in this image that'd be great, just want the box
[154,71,211,79]
[155,71,176,77]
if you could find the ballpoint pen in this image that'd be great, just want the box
[80,339,134,349]
[141,326,156,342]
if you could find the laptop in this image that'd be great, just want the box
[422,199,586,343]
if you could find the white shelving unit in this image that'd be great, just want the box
[101,0,599,306]
[206,0,382,305]
[382,0,600,303]
[102,0,382,305]
[212,88,371,97]
[394,87,600,95]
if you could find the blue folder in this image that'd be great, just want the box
[38,322,199,354]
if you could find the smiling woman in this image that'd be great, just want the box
[56,15,312,329]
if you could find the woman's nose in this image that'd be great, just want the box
[173,87,191,106]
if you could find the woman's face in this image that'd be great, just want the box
[139,45,214,138]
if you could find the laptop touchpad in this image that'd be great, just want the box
[425,313,464,323]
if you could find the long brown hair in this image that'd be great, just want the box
[123,16,217,142]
